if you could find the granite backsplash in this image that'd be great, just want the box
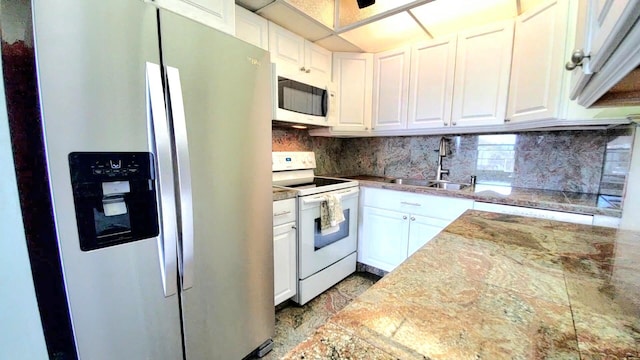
[272,126,635,195]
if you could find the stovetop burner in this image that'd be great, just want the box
[272,152,358,196]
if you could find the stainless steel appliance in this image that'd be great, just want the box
[272,65,337,126]
[272,152,359,305]
[15,1,274,358]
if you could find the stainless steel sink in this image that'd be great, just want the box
[427,181,471,190]
[390,178,471,190]
[390,178,432,186]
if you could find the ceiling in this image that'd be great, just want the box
[236,0,548,52]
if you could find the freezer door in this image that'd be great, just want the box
[159,10,275,359]
[31,0,183,359]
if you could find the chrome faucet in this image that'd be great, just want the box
[436,137,450,181]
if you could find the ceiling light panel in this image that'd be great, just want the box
[337,0,422,28]
[339,11,429,53]
[410,0,517,38]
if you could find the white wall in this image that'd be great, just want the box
[621,126,640,231]
[0,55,48,359]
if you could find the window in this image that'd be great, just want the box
[476,134,516,185]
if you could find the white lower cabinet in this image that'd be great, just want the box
[273,199,296,306]
[360,207,409,272]
[358,188,473,272]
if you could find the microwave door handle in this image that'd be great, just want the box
[321,88,328,117]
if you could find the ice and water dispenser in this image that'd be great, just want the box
[68,152,159,251]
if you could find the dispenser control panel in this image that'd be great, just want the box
[69,152,159,251]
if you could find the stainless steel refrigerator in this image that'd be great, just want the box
[27,0,274,358]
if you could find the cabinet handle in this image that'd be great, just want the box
[504,119,511,123]
[402,215,407,220]
[401,201,422,207]
[410,217,415,221]
[300,67,306,72]
[274,210,291,217]
[291,225,297,230]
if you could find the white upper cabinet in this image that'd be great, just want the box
[153,0,235,35]
[507,0,569,123]
[269,22,332,83]
[569,0,640,106]
[234,5,268,51]
[304,42,333,81]
[452,20,514,127]
[331,52,374,132]
[407,35,457,129]
[587,0,640,73]
[372,47,411,131]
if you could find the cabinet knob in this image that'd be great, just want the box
[291,225,297,230]
[444,122,448,126]
[565,49,590,71]
[452,122,457,126]
[402,215,407,220]
[410,217,415,221]
[364,127,369,130]
[300,67,306,72]
[305,69,311,73]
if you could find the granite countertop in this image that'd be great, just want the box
[284,210,640,359]
[343,175,621,217]
[273,187,298,201]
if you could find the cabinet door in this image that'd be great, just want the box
[269,22,304,71]
[305,41,332,82]
[587,0,640,73]
[407,35,457,129]
[273,222,296,306]
[372,47,410,131]
[235,5,268,51]
[154,0,235,35]
[507,0,569,123]
[452,20,514,127]
[332,52,374,131]
[359,206,409,272]
[407,214,450,256]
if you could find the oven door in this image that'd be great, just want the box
[298,187,359,280]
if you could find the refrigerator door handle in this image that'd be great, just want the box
[146,62,178,297]
[166,66,194,291]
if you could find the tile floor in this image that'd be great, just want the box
[248,272,380,360]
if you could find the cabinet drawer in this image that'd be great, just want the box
[273,198,296,226]
[361,187,473,220]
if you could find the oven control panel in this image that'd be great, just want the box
[272,151,316,171]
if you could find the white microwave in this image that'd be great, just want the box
[272,64,336,127]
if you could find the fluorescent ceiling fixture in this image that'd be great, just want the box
[291,125,308,129]
[339,11,428,52]
[410,0,517,37]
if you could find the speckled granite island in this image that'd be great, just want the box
[283,210,640,359]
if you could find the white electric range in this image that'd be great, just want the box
[272,152,359,305]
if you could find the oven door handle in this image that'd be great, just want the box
[301,187,359,205]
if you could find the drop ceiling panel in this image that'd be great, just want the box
[410,0,517,38]
[257,1,333,41]
[315,35,363,52]
[339,12,428,53]
[235,0,275,11]
[286,0,335,29]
